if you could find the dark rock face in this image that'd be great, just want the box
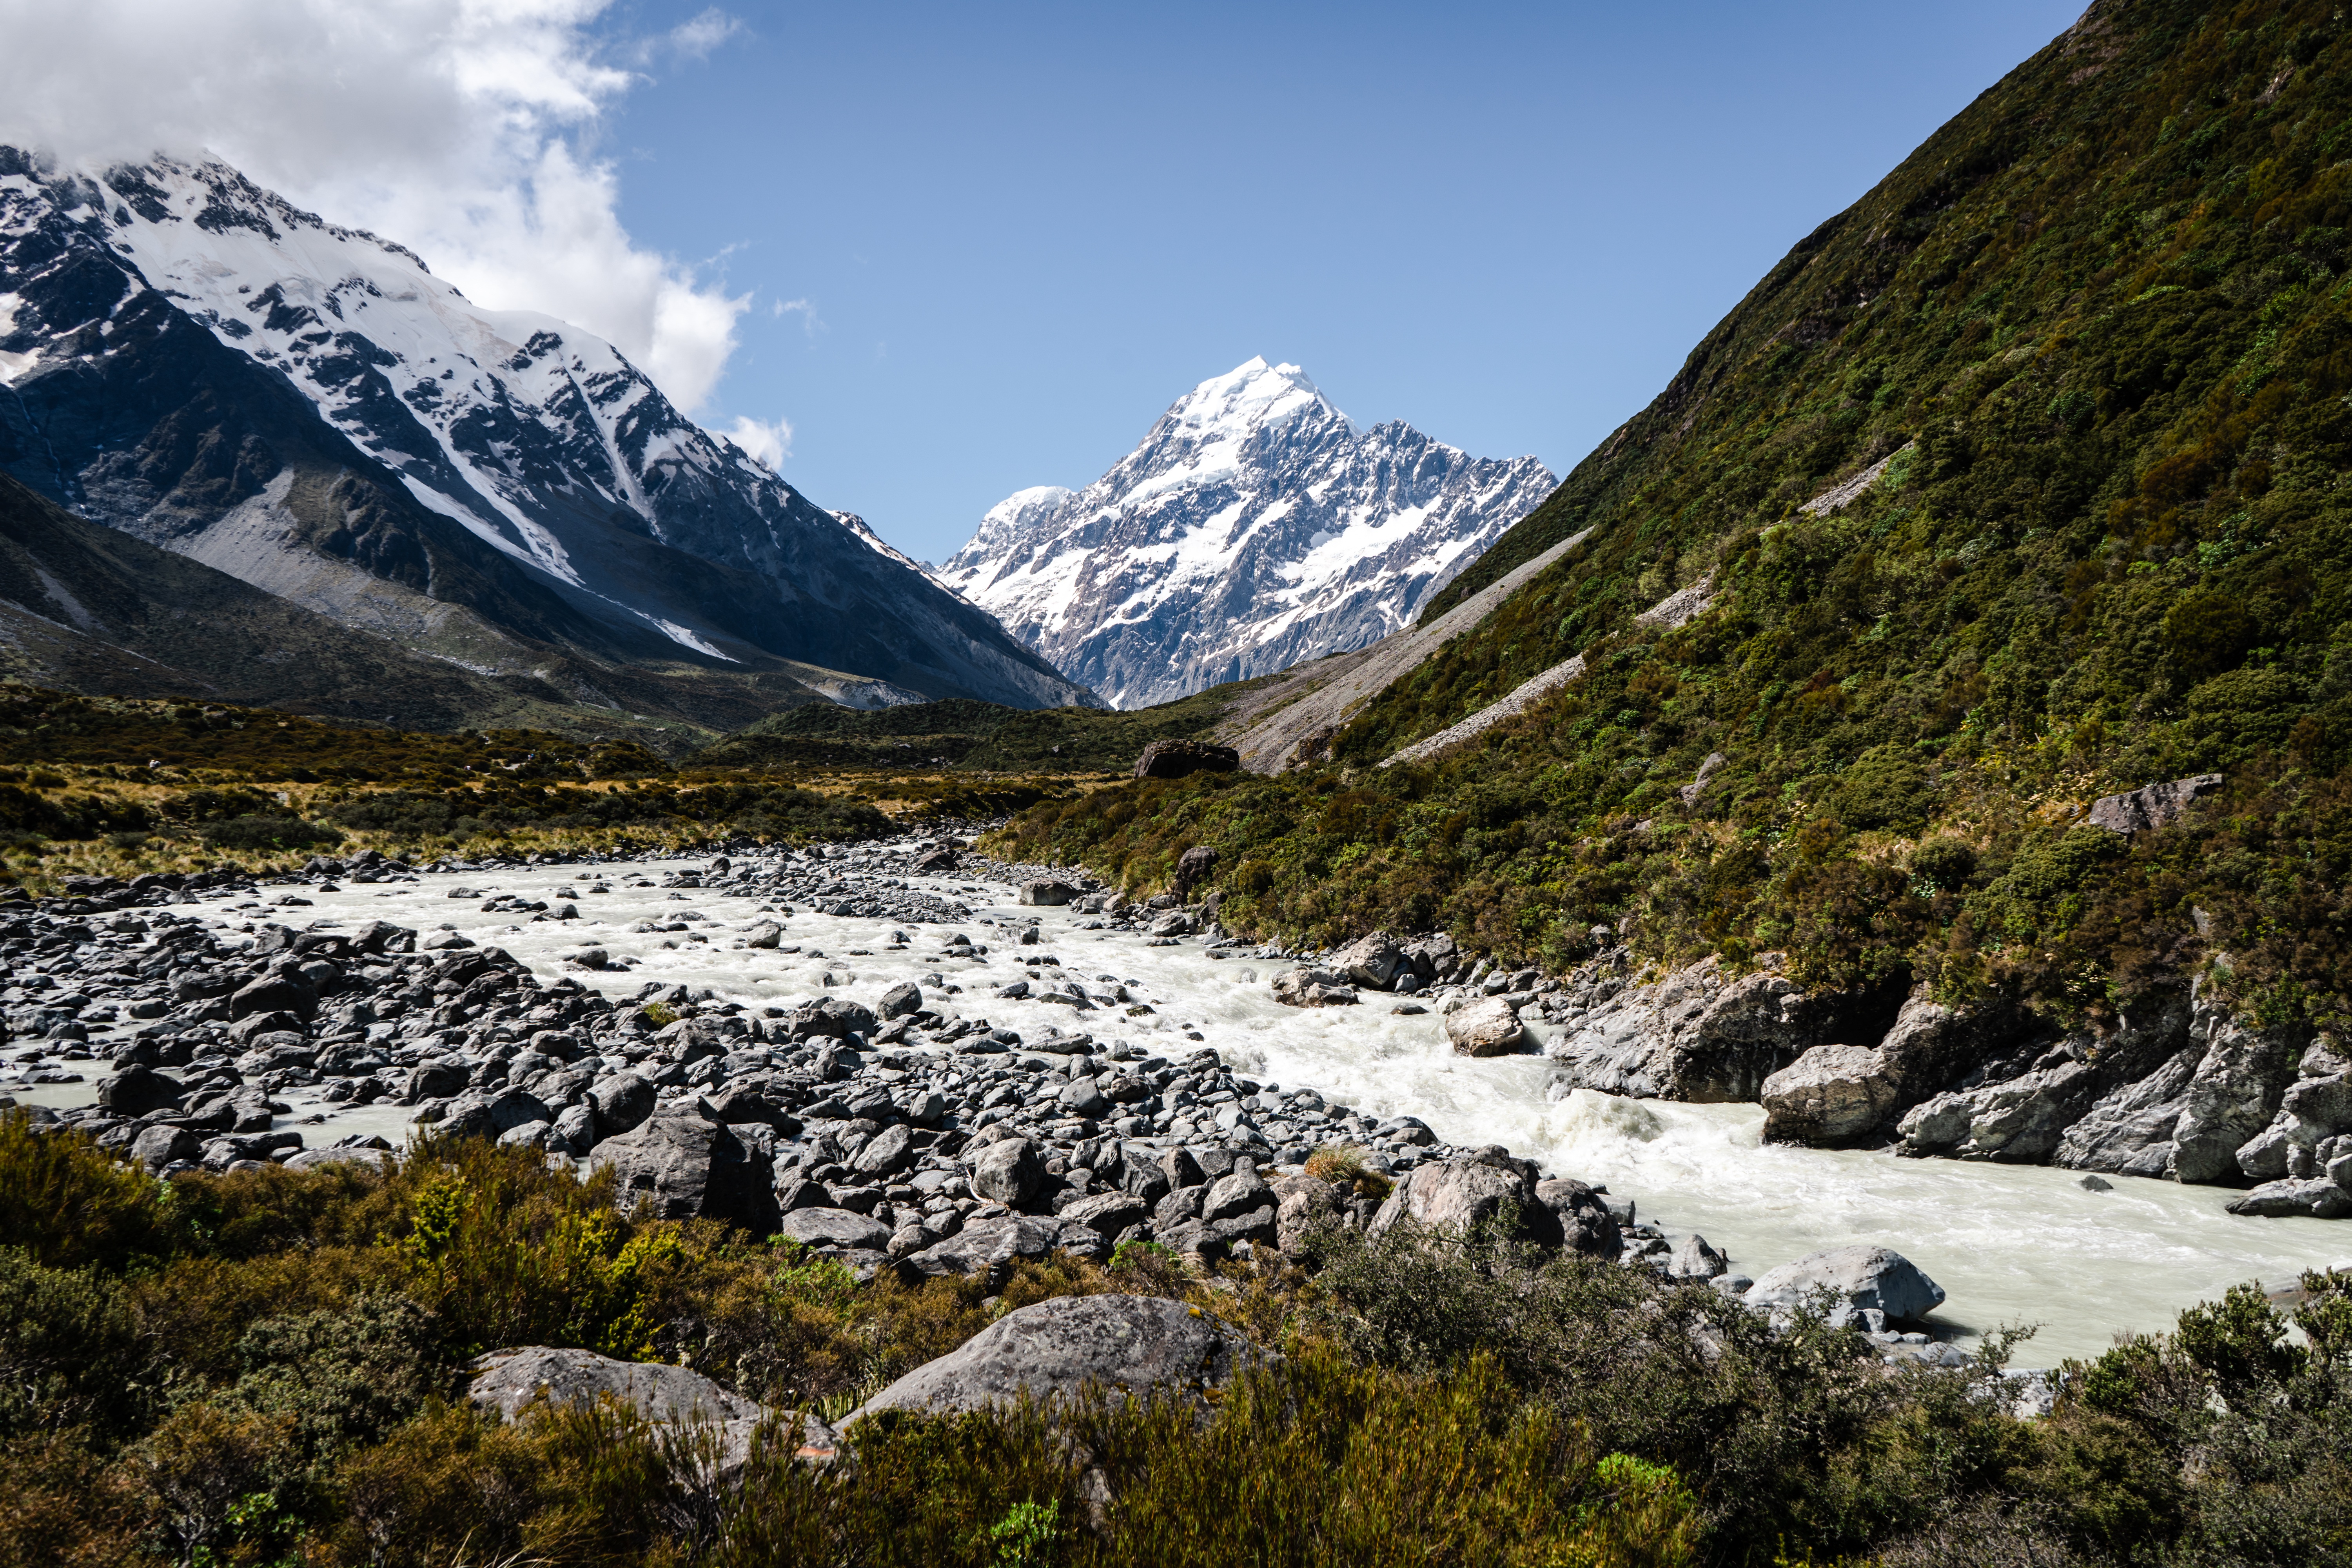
[2086,773,2223,835]
[1133,740,1241,780]
[588,1073,657,1137]
[845,1294,1269,1425]
[590,1112,780,1235]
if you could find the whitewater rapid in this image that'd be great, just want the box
[31,855,2350,1365]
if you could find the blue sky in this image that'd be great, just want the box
[601,2,2087,564]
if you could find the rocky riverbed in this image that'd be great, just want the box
[4,834,2346,1364]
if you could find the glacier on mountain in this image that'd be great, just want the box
[941,358,1556,708]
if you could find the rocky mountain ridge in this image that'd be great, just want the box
[0,148,1093,722]
[942,358,1555,708]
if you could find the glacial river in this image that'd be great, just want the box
[30,855,2351,1366]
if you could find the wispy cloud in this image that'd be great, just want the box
[660,7,743,62]
[772,296,823,336]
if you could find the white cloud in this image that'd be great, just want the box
[721,415,793,472]
[0,0,753,413]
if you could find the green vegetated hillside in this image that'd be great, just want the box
[998,0,2352,1028]
[692,679,1279,775]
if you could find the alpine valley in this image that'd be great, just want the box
[940,358,1556,708]
[0,150,1095,741]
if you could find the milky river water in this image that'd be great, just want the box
[33,854,2352,1366]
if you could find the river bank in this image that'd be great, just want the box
[7,835,2348,1364]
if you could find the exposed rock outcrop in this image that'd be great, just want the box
[1132,740,1240,780]
[1544,955,1905,1103]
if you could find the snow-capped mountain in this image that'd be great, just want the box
[0,148,1094,716]
[941,359,1556,708]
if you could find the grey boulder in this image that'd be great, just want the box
[1742,1245,1946,1327]
[588,1072,656,1137]
[131,1123,199,1171]
[1368,1156,1564,1249]
[591,1112,780,1235]
[1533,1177,1622,1259]
[100,1063,184,1116]
[845,1293,1265,1427]
[2086,773,2222,835]
[1761,1045,1898,1146]
[2226,1178,2352,1219]
[1328,931,1406,990]
[898,1214,1082,1287]
[466,1345,821,1475]
[971,1136,1046,1205]
[776,1207,893,1252]
[1271,967,1358,1008]
[1444,996,1528,1057]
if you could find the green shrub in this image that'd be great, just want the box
[0,1251,150,1440]
[0,1111,176,1270]
[1833,744,1933,833]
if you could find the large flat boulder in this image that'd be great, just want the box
[470,1345,761,1426]
[591,1112,780,1235]
[2226,1178,2352,1219]
[844,1294,1266,1427]
[776,1207,892,1252]
[1444,996,1528,1057]
[1742,1245,1945,1328]
[1760,1045,1899,1147]
[466,1345,830,1474]
[897,1214,1100,1287]
[1271,967,1358,1008]
[1546,955,1904,1103]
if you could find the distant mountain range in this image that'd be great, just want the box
[0,149,1094,735]
[940,358,1555,708]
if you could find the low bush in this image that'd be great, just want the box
[5,1110,2351,1563]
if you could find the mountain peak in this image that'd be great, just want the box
[942,367,1555,708]
[1167,356,1342,439]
